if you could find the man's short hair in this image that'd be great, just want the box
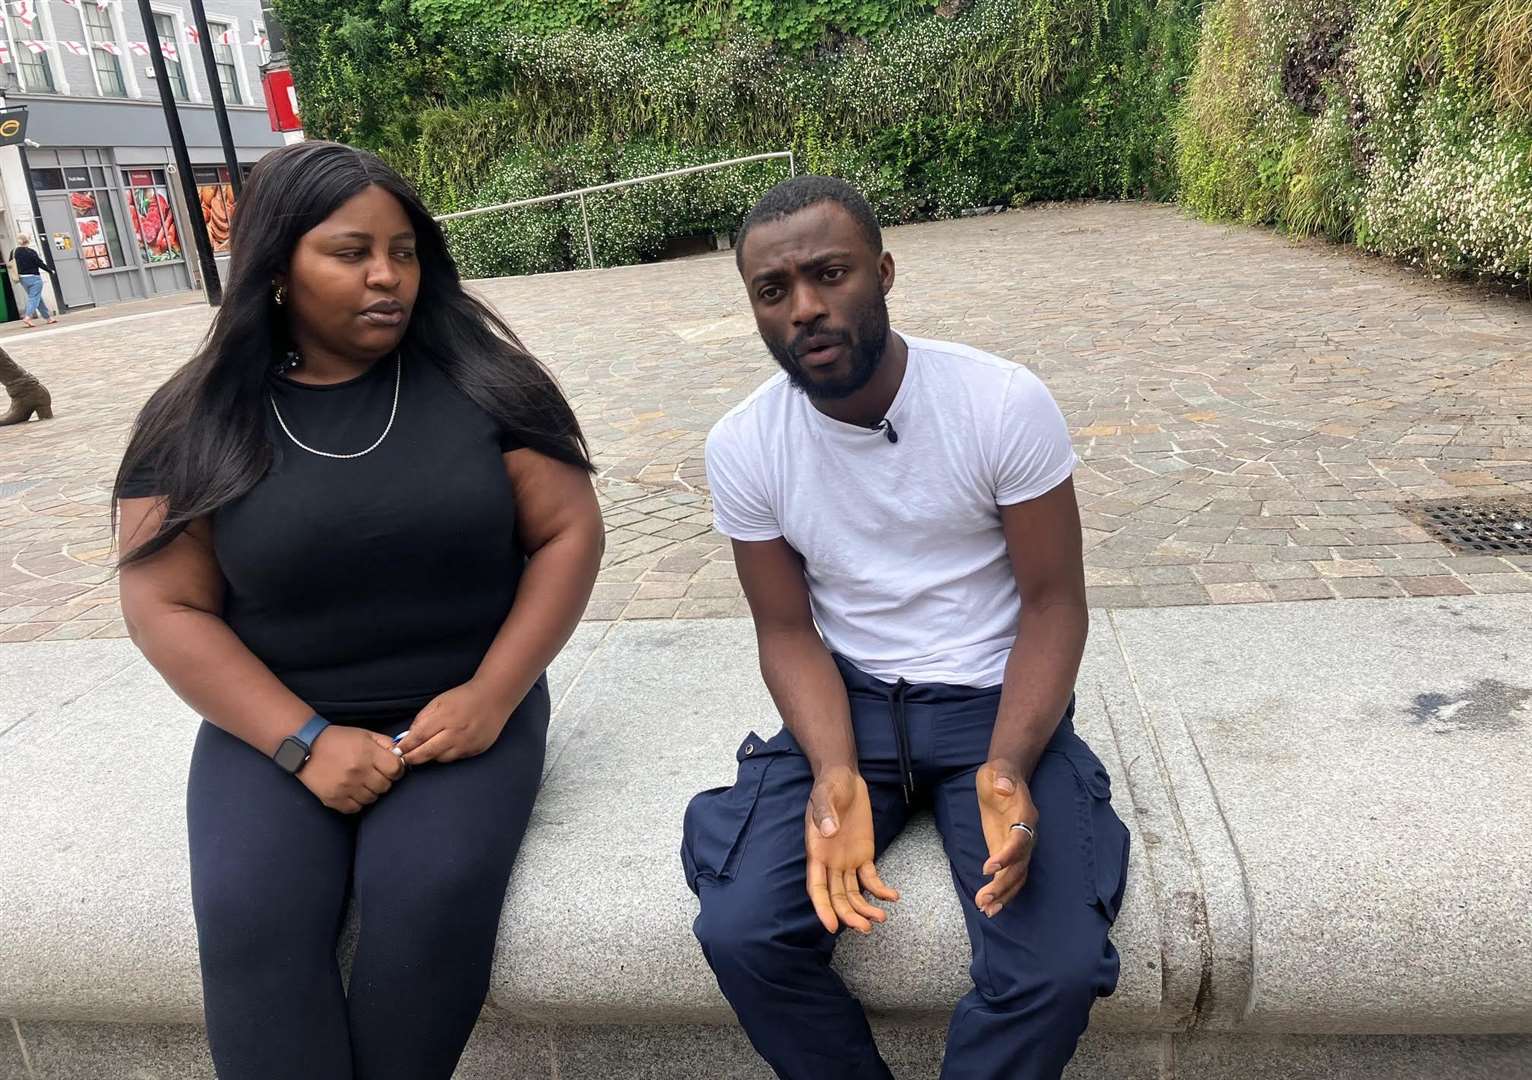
[735,175,882,271]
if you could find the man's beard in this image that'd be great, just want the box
[764,292,890,402]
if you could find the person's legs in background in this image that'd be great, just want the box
[20,274,41,324]
[0,345,52,424]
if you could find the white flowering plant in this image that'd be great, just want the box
[1177,0,1531,281]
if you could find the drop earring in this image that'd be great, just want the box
[273,284,287,305]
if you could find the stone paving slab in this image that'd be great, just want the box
[0,202,1528,638]
[0,288,205,342]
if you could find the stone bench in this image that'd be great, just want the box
[3,596,1531,1078]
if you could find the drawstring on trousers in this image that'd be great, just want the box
[888,678,914,804]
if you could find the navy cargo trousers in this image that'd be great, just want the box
[682,658,1130,1080]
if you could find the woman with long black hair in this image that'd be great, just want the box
[113,141,604,1078]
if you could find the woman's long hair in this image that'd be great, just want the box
[114,140,592,565]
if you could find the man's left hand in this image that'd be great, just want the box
[396,680,512,766]
[975,759,1039,918]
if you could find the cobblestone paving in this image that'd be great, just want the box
[2,202,1529,640]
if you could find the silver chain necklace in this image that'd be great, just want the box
[271,356,402,460]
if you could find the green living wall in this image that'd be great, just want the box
[1177,0,1532,280]
[275,0,1530,282]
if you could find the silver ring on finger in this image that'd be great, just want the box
[1009,822,1036,840]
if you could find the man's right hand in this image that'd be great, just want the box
[805,766,900,934]
[295,726,405,814]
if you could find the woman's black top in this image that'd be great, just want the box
[12,246,48,275]
[120,356,527,719]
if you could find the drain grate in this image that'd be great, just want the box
[1406,498,1532,555]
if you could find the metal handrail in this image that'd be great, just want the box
[434,150,796,269]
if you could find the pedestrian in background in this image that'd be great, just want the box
[9,234,59,328]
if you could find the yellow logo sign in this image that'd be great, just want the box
[0,118,20,139]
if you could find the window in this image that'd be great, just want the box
[206,20,241,104]
[122,168,183,263]
[7,14,55,92]
[193,165,236,253]
[67,185,127,272]
[83,3,126,97]
[29,168,65,191]
[152,13,187,101]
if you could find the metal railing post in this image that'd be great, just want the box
[578,192,595,269]
[788,149,796,178]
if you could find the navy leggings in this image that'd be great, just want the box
[186,678,549,1080]
[682,660,1130,1080]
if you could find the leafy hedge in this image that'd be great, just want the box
[1177,0,1532,281]
[276,0,1530,281]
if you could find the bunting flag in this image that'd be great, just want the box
[62,39,88,55]
[97,39,120,55]
[127,39,148,56]
[218,27,236,46]
[185,26,199,44]
[15,0,34,28]
[0,0,124,9]
[23,40,47,53]
[160,41,177,60]
[0,42,10,66]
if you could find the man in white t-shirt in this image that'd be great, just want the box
[681,177,1130,1080]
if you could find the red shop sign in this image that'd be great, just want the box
[262,68,301,133]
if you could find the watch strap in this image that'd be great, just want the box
[293,714,330,750]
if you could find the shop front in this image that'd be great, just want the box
[29,149,252,308]
[2,94,282,313]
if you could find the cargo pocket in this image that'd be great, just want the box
[680,731,783,894]
[1053,741,1132,923]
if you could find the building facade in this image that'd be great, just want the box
[0,0,286,315]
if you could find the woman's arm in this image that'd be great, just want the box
[119,497,311,753]
[118,497,404,812]
[397,451,604,765]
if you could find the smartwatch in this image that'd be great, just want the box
[274,715,330,775]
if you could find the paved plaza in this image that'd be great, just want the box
[0,201,1529,642]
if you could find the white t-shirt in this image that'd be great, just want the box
[706,333,1077,688]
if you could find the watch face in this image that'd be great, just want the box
[274,737,308,774]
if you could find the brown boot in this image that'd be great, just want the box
[0,344,52,425]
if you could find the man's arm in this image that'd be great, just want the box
[973,477,1089,916]
[733,537,898,934]
[990,477,1089,777]
[734,537,856,778]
